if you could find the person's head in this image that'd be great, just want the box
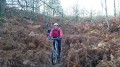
[53,23,59,28]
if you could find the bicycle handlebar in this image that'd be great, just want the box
[51,38,61,40]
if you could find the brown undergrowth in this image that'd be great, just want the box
[0,17,120,67]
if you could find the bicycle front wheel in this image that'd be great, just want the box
[51,50,57,65]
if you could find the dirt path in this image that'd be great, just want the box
[37,44,68,67]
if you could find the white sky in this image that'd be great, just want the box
[60,0,120,16]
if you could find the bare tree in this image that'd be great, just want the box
[117,0,120,15]
[100,0,110,29]
[47,0,63,17]
[104,0,108,18]
[114,0,116,17]
[17,0,42,12]
[89,10,96,23]
[104,0,109,29]
[72,1,80,22]
[80,9,86,18]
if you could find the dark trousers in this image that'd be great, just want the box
[53,38,62,56]
[47,29,51,37]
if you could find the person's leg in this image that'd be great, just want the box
[53,40,55,50]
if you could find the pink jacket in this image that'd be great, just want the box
[50,28,63,38]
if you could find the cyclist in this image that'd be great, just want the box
[50,23,63,58]
[47,27,51,38]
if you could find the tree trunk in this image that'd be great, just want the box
[105,0,108,18]
[0,0,6,16]
[105,0,109,29]
[90,11,93,23]
[114,0,116,17]
[24,0,28,10]
[73,4,79,23]
[33,0,35,13]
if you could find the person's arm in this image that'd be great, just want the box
[49,29,53,37]
[59,28,63,38]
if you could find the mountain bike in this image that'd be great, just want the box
[51,38,60,65]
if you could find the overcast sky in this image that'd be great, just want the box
[60,0,120,16]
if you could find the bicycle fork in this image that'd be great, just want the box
[55,40,59,57]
